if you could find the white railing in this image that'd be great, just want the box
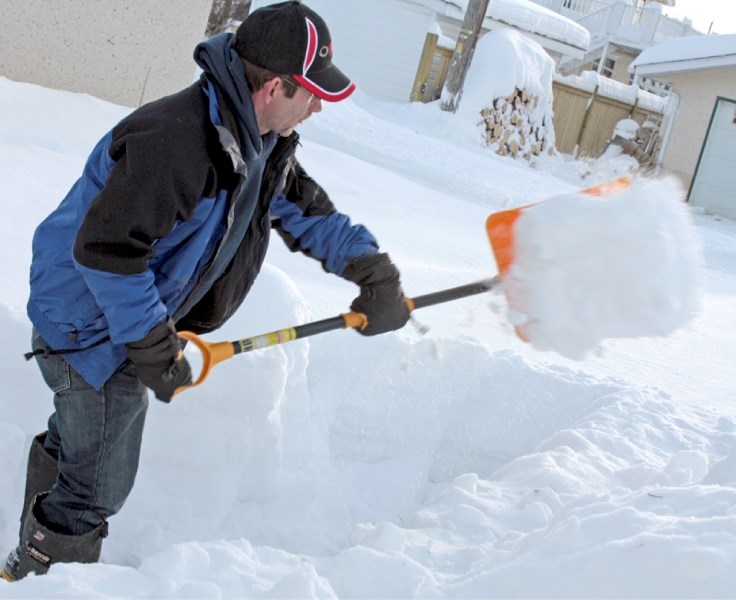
[575,5,611,37]
[616,4,661,43]
[654,13,701,40]
[530,0,609,17]
[529,0,700,46]
[621,5,642,26]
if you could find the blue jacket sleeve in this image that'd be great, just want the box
[270,161,379,276]
[271,192,378,276]
[73,262,168,344]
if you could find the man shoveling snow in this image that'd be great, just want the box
[151,175,703,390]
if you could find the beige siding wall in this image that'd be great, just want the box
[660,67,736,191]
[577,52,633,85]
[0,0,212,107]
[610,55,633,85]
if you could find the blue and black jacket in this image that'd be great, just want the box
[27,72,378,390]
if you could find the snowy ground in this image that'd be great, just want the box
[0,71,735,599]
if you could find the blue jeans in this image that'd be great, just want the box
[32,330,149,536]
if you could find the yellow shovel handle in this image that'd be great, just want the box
[172,277,497,396]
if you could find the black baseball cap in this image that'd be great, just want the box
[234,1,356,102]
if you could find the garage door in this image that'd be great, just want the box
[689,97,736,220]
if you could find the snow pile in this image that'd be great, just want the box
[498,177,703,358]
[613,118,640,140]
[460,29,556,159]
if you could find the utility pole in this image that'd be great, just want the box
[440,0,491,113]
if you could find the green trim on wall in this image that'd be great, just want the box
[688,96,736,201]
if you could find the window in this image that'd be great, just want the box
[592,57,616,79]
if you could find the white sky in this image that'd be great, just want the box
[663,0,736,35]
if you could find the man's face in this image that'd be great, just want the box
[266,77,323,137]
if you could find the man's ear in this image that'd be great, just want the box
[262,77,281,104]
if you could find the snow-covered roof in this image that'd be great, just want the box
[415,0,590,53]
[484,0,590,51]
[630,33,736,75]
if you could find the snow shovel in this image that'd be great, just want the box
[485,176,632,341]
[176,276,499,394]
[483,175,700,362]
[175,176,637,395]
[486,177,632,280]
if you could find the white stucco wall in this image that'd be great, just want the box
[251,0,436,102]
[659,66,736,191]
[0,0,212,107]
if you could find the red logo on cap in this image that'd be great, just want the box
[303,18,318,75]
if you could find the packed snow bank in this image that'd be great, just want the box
[5,380,736,599]
[496,177,703,358]
[0,76,130,157]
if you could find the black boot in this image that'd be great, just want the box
[2,493,107,581]
[19,432,59,539]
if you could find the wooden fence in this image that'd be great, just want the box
[410,33,453,103]
[551,80,663,157]
[411,33,665,158]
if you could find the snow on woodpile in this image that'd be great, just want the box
[458,29,556,160]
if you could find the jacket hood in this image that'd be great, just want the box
[194,33,276,160]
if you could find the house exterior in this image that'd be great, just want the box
[428,0,590,64]
[1,0,587,107]
[529,0,701,87]
[630,35,736,220]
[251,0,439,103]
[0,0,212,107]
[248,0,589,103]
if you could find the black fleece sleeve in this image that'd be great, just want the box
[73,105,216,275]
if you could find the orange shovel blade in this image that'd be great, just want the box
[485,177,632,341]
[486,205,526,277]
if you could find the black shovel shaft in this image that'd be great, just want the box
[292,316,348,340]
[175,275,502,394]
[228,276,500,356]
[281,275,500,346]
[409,276,499,310]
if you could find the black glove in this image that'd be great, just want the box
[343,253,410,336]
[126,318,192,402]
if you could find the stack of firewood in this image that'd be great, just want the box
[478,87,554,160]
